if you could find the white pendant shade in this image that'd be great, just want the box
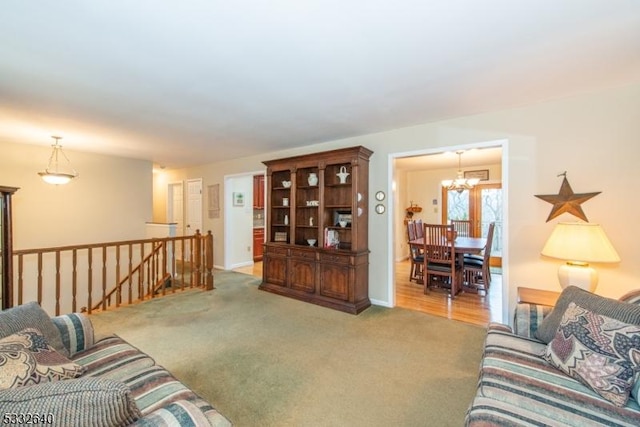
[38,136,78,185]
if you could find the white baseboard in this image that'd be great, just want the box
[370,298,393,308]
[228,261,254,270]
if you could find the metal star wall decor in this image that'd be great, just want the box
[535,172,601,222]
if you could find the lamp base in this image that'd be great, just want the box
[558,262,598,292]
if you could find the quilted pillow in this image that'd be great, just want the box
[544,302,640,407]
[0,328,85,389]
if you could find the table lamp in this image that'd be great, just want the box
[541,222,620,292]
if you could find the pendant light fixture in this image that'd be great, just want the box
[38,136,78,185]
[441,150,479,193]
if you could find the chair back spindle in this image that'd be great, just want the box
[451,219,471,237]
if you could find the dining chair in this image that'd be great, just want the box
[464,222,495,292]
[451,219,472,237]
[422,223,462,297]
[406,221,423,283]
[414,218,424,239]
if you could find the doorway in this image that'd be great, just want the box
[392,142,506,325]
[167,182,184,235]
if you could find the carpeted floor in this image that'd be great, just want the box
[90,270,486,427]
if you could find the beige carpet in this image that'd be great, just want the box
[89,270,486,427]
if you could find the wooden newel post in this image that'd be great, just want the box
[205,230,214,290]
[194,230,202,287]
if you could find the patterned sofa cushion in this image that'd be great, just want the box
[72,335,231,425]
[0,302,67,357]
[0,328,85,389]
[0,377,141,427]
[131,399,212,426]
[466,324,640,426]
[52,313,95,356]
[72,336,157,382]
[514,302,554,338]
[544,302,640,407]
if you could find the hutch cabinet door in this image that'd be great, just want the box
[263,247,288,287]
[319,253,352,301]
[289,248,316,293]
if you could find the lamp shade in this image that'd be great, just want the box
[541,222,620,263]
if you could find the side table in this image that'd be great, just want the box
[517,286,561,307]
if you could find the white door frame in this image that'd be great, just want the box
[387,139,510,323]
[223,170,265,270]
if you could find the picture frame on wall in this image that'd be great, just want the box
[464,170,489,181]
[232,192,245,207]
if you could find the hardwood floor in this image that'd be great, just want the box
[234,261,263,277]
[395,259,502,327]
[234,259,501,327]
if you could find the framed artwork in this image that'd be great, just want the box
[274,232,288,242]
[232,192,245,206]
[464,170,489,181]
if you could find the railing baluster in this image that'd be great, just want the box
[180,238,185,288]
[87,248,93,314]
[206,231,214,290]
[115,245,121,308]
[139,243,144,301]
[17,255,23,306]
[128,243,133,305]
[189,236,195,287]
[146,244,152,298]
[37,253,43,306]
[194,230,202,287]
[55,251,61,316]
[72,249,77,313]
[102,247,107,311]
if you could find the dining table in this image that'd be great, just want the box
[408,236,487,293]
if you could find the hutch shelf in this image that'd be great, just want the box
[260,146,373,314]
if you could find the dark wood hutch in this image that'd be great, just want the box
[1,186,19,310]
[259,146,372,314]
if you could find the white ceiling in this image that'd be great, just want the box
[1,1,639,168]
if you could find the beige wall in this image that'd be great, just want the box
[1,140,153,249]
[154,83,640,321]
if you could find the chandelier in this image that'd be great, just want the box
[441,150,479,193]
[38,136,78,185]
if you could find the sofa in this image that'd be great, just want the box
[0,302,231,426]
[465,286,640,426]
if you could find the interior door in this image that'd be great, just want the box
[186,179,203,235]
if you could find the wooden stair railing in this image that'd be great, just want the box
[92,240,164,312]
[11,230,214,316]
